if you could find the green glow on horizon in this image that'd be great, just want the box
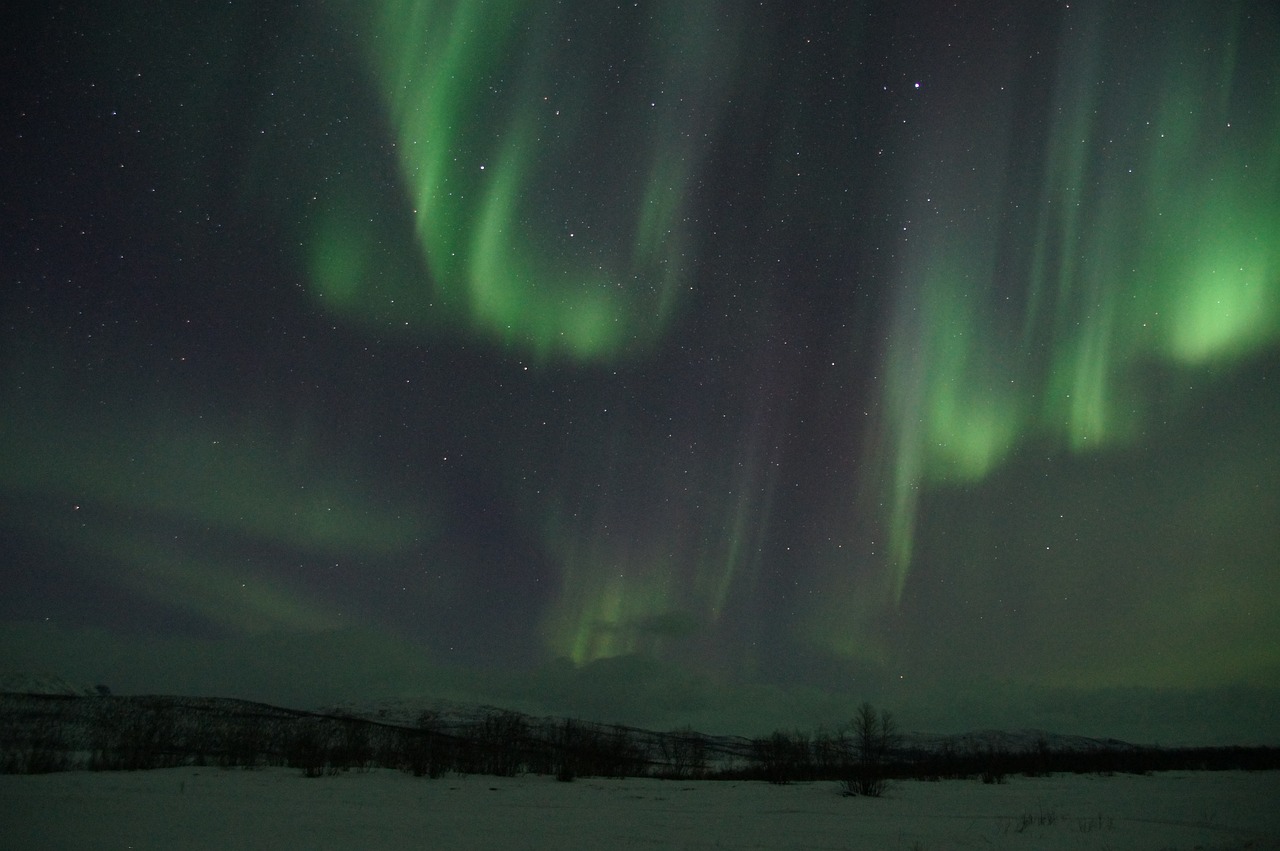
[1,398,431,558]
[536,441,773,666]
[849,0,1280,621]
[98,529,342,634]
[539,518,683,665]
[0,387,440,634]
[313,0,736,362]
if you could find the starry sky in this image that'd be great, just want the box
[3,0,1278,744]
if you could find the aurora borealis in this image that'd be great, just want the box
[3,0,1278,744]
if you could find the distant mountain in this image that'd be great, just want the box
[899,728,1141,755]
[316,696,515,730]
[2,687,1274,777]
[0,676,1138,759]
[0,673,106,697]
[315,696,761,768]
[316,696,1140,766]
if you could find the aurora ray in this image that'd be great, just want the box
[3,0,1277,744]
[852,0,1280,614]
[311,0,740,362]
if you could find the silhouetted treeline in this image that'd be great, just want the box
[725,726,1280,786]
[896,737,1280,781]
[3,693,1277,782]
[0,694,654,778]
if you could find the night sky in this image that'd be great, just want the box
[3,0,1278,744]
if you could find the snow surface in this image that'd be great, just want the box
[1,768,1277,850]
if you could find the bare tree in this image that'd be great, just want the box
[811,726,850,778]
[662,726,708,779]
[752,729,812,784]
[843,702,898,797]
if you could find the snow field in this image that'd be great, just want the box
[1,768,1277,850]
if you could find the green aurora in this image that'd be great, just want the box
[2,0,1278,741]
[308,0,740,361]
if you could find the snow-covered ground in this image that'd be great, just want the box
[1,768,1276,850]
